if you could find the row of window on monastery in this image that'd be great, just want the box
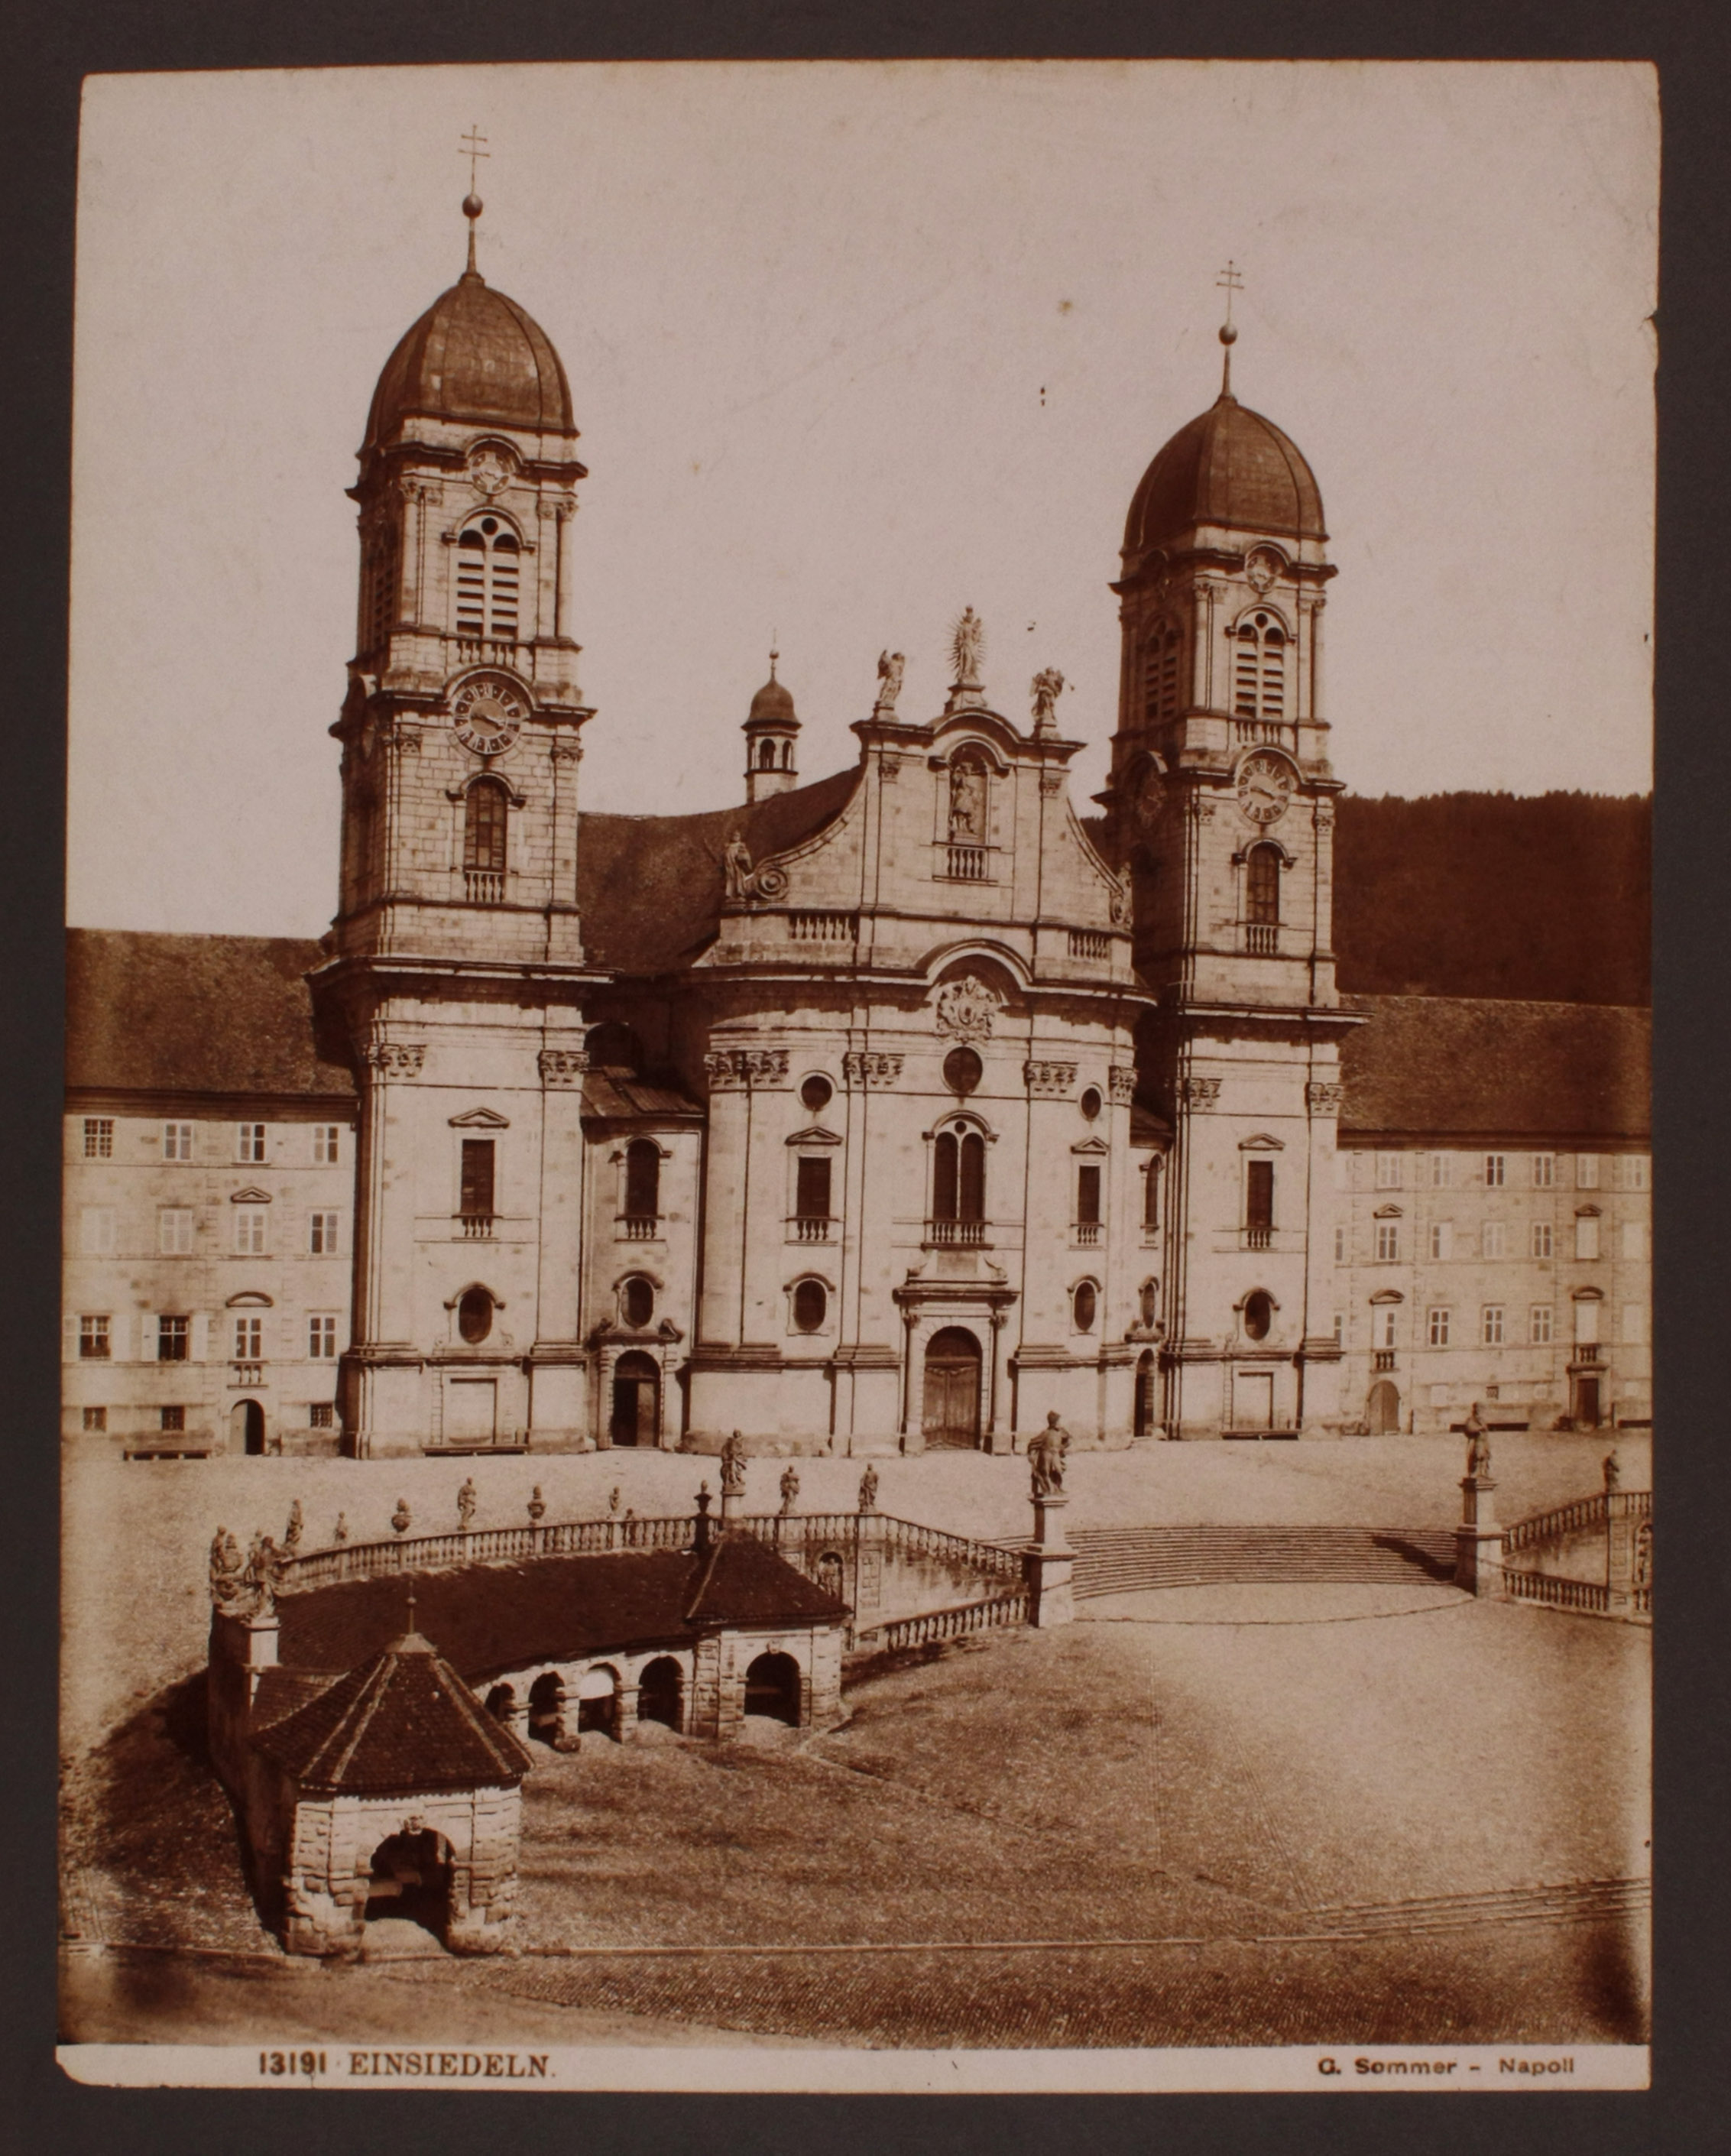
[80,1118,345,1165]
[1341,1217,1648,1263]
[1347,1149,1649,1191]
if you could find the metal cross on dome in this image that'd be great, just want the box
[1217,260,1244,325]
[461,126,491,191]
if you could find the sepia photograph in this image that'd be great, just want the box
[57,59,1655,2092]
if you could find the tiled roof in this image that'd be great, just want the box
[365,272,575,449]
[1340,996,1650,1143]
[1124,393,1326,556]
[251,1631,535,1793]
[576,767,859,974]
[275,1538,848,1684]
[65,929,354,1101]
[581,1070,704,1122]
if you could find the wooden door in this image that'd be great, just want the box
[922,1328,982,1448]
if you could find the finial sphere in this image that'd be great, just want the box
[1220,323,1238,345]
[462,192,484,220]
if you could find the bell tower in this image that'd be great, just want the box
[314,174,605,1457]
[741,648,800,802]
[1101,276,1359,1438]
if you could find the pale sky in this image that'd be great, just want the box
[69,61,1657,938]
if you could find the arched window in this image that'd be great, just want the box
[457,1287,493,1344]
[1072,1279,1098,1332]
[365,519,399,657]
[782,740,794,768]
[1246,844,1282,926]
[758,738,776,770]
[1233,613,1288,722]
[793,1279,827,1333]
[621,1276,655,1328]
[463,779,509,875]
[455,517,521,640]
[934,1127,987,1230]
[624,1140,660,1223]
[1141,621,1182,725]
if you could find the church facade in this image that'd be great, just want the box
[61,222,1651,1458]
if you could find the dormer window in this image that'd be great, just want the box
[455,517,521,640]
[1233,613,1287,723]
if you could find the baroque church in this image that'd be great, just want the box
[61,206,1652,1460]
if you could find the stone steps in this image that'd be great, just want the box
[1069,1525,1458,1597]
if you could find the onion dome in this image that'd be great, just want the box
[747,666,799,728]
[1124,391,1325,559]
[365,269,575,449]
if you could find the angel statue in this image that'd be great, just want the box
[874,649,906,714]
[722,833,754,902]
[950,607,985,685]
[1030,667,1065,736]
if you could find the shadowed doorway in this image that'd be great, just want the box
[922,1327,983,1449]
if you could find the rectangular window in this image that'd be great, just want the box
[1332,1313,1344,1348]
[1481,1305,1505,1347]
[309,1402,335,1428]
[1375,1152,1403,1190]
[158,1208,194,1256]
[1576,1215,1601,1260]
[1621,1221,1647,1261]
[1622,1302,1647,1346]
[83,1117,114,1158]
[795,1156,832,1221]
[459,1138,496,1219]
[82,1406,106,1433]
[1143,1159,1161,1229]
[1429,1153,1452,1188]
[308,1315,339,1360]
[157,1315,190,1363]
[1531,1221,1554,1260]
[234,1206,268,1256]
[1574,1299,1600,1345]
[1375,1221,1400,1263]
[163,1122,193,1162]
[1334,1224,1347,1263]
[1375,1305,1398,1350]
[1427,1307,1451,1348]
[232,1315,263,1361]
[160,1405,185,1432]
[1530,1304,1554,1345]
[1620,1156,1650,1191]
[80,1206,116,1256]
[1429,1221,1454,1261]
[309,1211,340,1255]
[236,1122,267,1163]
[313,1123,342,1165]
[1076,1162,1103,1226]
[78,1315,111,1360]
[1483,1153,1505,1187]
[1577,1153,1600,1188]
[1531,1153,1555,1188]
[1481,1221,1507,1260]
[1246,1159,1274,1242]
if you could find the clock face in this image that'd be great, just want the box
[1133,763,1165,832]
[451,674,528,757]
[1237,749,1295,825]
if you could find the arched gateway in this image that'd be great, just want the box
[922,1326,983,1449]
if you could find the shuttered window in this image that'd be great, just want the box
[460,1139,496,1219]
[1246,1159,1274,1234]
[455,517,521,640]
[1076,1163,1101,1225]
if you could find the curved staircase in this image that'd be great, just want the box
[1069,1525,1459,1598]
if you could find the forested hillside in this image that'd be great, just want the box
[1332,793,1649,1006]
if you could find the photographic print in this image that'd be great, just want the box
[57,60,1655,2093]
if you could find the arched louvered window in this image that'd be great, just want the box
[365,519,399,657]
[1141,622,1182,725]
[1246,843,1282,926]
[463,778,509,875]
[1233,613,1288,723]
[455,517,522,641]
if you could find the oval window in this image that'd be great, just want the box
[621,1276,655,1328]
[1243,1290,1272,1341]
[1139,1279,1159,1325]
[481,517,498,536]
[943,1046,983,1095]
[793,1279,828,1333]
[1080,1085,1103,1121]
[457,1287,492,1344]
[800,1073,833,1114]
[1072,1280,1097,1333]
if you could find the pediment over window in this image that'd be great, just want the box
[449,1107,511,1129]
[786,1125,844,1148]
[225,1290,274,1308]
[1571,1285,1604,1302]
[1373,1203,1404,1218]
[1574,1203,1602,1217]
[1239,1133,1285,1151]
[229,1187,272,1204]
[1369,1289,1405,1305]
[1071,1135,1111,1156]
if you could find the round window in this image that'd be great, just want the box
[942,1046,983,1095]
[1072,1280,1097,1333]
[793,1279,828,1333]
[1243,1290,1272,1341]
[1080,1085,1103,1121]
[621,1276,655,1328]
[457,1287,493,1344]
[481,517,498,535]
[800,1074,833,1114]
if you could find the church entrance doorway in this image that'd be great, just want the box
[610,1353,660,1447]
[922,1327,983,1449]
[743,1651,802,1725]
[1366,1379,1401,1434]
[365,1827,452,1939]
[232,1400,265,1456]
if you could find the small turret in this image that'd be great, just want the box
[742,649,799,802]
